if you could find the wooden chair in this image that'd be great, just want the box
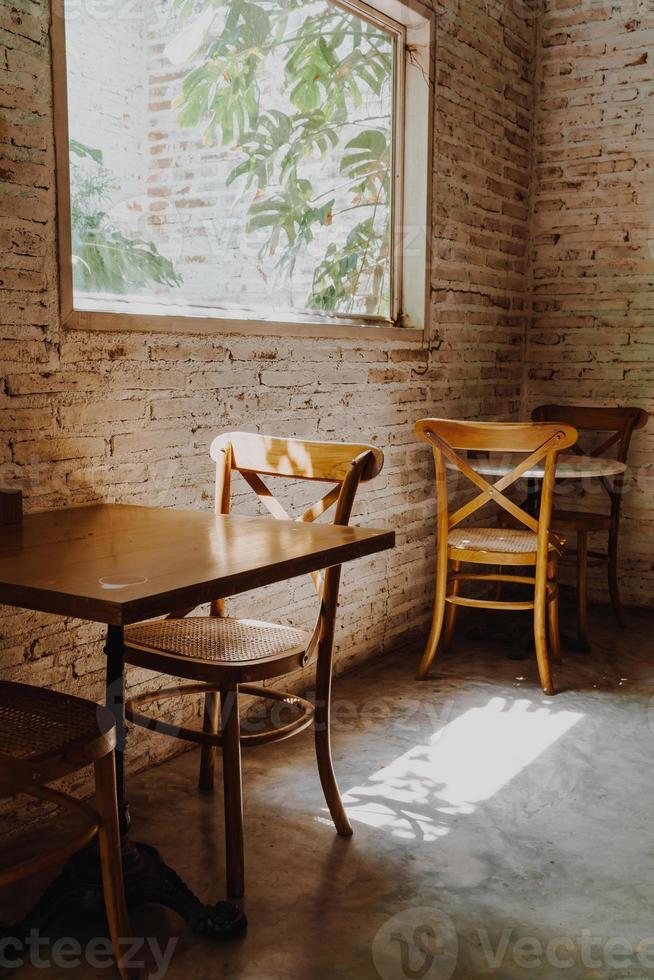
[123,433,384,899]
[0,681,130,979]
[531,404,648,645]
[415,419,578,695]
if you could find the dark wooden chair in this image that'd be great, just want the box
[0,681,130,979]
[415,418,577,695]
[123,433,384,899]
[531,404,648,645]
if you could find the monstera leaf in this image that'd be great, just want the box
[70,144,181,295]
[341,130,389,180]
[309,217,388,314]
[247,180,334,271]
[69,140,103,164]
[171,0,394,317]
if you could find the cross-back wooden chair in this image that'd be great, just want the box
[531,404,648,645]
[415,419,578,695]
[124,433,384,899]
[0,682,131,979]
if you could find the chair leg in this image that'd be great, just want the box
[199,690,220,793]
[608,526,626,627]
[577,530,589,648]
[441,560,460,652]
[534,567,555,696]
[94,753,131,980]
[314,660,353,838]
[416,555,448,680]
[547,558,562,665]
[221,685,244,899]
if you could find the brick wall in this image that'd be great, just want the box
[1,0,532,782]
[526,0,654,606]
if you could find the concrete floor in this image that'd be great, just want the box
[9,602,654,979]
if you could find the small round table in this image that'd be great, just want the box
[462,454,627,655]
[469,453,626,482]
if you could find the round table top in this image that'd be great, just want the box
[468,454,627,480]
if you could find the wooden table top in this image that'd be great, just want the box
[463,454,627,480]
[0,504,395,625]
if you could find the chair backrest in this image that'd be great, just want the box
[208,432,384,657]
[531,404,648,463]
[414,419,577,554]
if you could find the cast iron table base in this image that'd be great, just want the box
[4,839,246,945]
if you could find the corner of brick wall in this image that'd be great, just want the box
[525,0,654,606]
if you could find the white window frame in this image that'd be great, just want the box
[51,0,435,341]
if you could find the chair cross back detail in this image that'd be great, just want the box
[579,430,622,459]
[532,405,648,463]
[424,427,571,534]
[555,428,628,463]
[237,470,342,596]
[211,432,384,604]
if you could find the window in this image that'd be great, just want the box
[52,0,434,338]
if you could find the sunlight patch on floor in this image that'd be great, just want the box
[336,697,584,840]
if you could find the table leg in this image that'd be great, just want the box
[105,623,129,834]
[6,625,247,943]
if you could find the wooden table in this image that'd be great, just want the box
[0,503,395,938]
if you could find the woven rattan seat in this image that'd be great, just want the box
[448,527,564,555]
[125,616,310,664]
[0,681,112,762]
[0,681,130,975]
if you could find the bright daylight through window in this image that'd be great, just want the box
[56,0,433,334]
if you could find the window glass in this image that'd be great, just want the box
[65,0,396,321]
